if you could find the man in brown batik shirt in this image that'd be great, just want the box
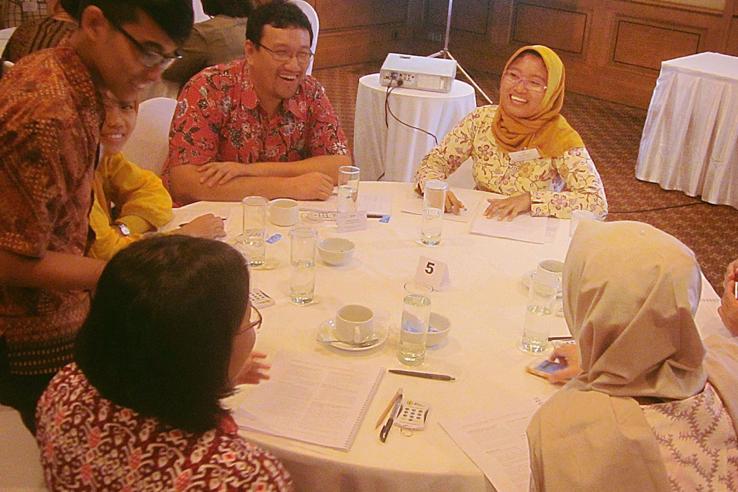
[0,0,193,433]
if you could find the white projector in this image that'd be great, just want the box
[379,53,457,93]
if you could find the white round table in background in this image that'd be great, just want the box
[353,74,476,182]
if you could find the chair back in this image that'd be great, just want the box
[192,0,208,22]
[121,97,177,176]
[289,0,319,75]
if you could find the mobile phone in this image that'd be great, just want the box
[526,359,566,379]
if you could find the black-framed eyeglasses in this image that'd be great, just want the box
[256,42,314,65]
[240,305,262,334]
[109,19,182,69]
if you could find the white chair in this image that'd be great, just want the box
[121,97,178,176]
[0,405,46,491]
[289,0,319,75]
[0,26,16,56]
[192,0,208,23]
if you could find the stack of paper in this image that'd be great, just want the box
[469,214,549,244]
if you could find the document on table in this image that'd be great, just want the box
[233,352,384,451]
[298,192,393,216]
[469,214,548,244]
[400,194,482,223]
[440,395,542,492]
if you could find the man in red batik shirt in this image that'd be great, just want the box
[163,1,351,206]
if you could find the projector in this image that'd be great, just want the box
[379,53,457,93]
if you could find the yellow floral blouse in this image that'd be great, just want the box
[415,106,608,219]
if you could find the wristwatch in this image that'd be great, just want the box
[116,223,131,236]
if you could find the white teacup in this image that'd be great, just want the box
[269,198,299,226]
[335,304,375,344]
[537,259,564,290]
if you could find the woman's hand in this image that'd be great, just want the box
[484,192,531,220]
[546,343,581,384]
[197,161,248,187]
[234,351,271,385]
[177,214,225,239]
[719,262,738,336]
[445,190,465,215]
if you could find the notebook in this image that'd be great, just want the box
[233,352,384,451]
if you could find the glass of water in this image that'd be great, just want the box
[420,180,448,246]
[398,281,432,366]
[289,226,317,304]
[520,270,558,353]
[337,165,360,215]
[241,196,267,267]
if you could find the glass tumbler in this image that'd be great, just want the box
[289,226,317,304]
[398,282,432,365]
[420,180,448,246]
[520,270,558,353]
[337,165,361,215]
[241,196,267,267]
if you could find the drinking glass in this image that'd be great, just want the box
[520,270,558,353]
[337,165,361,215]
[289,226,317,304]
[398,282,432,365]
[420,180,448,246]
[241,196,267,267]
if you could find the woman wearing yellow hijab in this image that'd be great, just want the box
[415,45,607,220]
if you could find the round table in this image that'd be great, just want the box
[353,74,476,182]
[167,182,726,492]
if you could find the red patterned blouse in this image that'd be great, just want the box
[36,364,294,491]
[162,58,348,189]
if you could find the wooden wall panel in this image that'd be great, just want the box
[425,0,490,34]
[512,4,588,54]
[316,0,408,30]
[728,18,738,55]
[613,20,701,70]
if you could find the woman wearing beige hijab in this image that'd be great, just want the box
[527,220,738,491]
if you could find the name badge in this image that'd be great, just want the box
[508,148,541,163]
[415,256,450,290]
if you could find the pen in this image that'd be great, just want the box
[375,388,403,429]
[548,336,574,341]
[388,369,455,381]
[379,398,402,442]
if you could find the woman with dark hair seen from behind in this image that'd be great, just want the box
[35,236,293,491]
[162,0,251,87]
[415,45,607,220]
[527,220,738,491]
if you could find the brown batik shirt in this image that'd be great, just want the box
[0,46,103,375]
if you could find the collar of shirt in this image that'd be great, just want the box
[239,63,308,121]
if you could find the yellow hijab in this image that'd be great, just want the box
[491,45,584,158]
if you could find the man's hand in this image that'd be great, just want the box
[176,214,226,239]
[546,343,581,384]
[234,352,271,386]
[719,261,738,336]
[197,161,248,187]
[445,190,465,215]
[484,193,532,220]
[288,172,334,200]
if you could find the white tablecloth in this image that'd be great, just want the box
[635,52,738,209]
[169,182,727,491]
[354,74,476,182]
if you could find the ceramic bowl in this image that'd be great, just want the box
[318,238,355,266]
[426,312,451,346]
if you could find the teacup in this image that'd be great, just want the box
[269,198,299,226]
[335,304,375,344]
[537,259,564,296]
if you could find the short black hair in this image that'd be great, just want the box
[73,0,193,45]
[201,0,251,18]
[75,236,250,433]
[246,0,312,46]
[59,0,81,16]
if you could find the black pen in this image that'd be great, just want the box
[388,369,455,381]
[548,336,574,341]
[379,398,402,442]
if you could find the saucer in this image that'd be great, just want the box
[316,319,388,352]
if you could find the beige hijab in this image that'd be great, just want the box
[528,221,707,492]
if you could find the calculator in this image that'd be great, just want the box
[394,400,430,431]
[249,288,275,308]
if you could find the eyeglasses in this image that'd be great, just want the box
[109,19,182,69]
[256,43,314,65]
[501,70,547,93]
[239,306,262,334]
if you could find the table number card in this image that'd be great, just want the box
[337,211,368,232]
[415,256,450,290]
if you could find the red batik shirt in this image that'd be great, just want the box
[162,59,348,197]
[36,364,294,491]
[0,46,103,375]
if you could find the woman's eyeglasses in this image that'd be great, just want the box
[502,70,547,93]
[108,18,182,69]
[256,43,314,66]
[239,306,262,334]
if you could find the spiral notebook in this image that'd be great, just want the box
[233,352,384,451]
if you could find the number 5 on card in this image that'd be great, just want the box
[415,256,450,290]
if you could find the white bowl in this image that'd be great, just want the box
[318,238,355,266]
[426,312,450,346]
